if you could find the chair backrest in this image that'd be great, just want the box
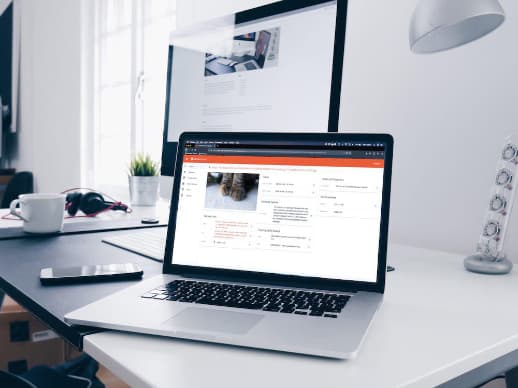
[1,171,34,208]
[0,371,36,388]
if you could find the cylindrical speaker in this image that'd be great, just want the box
[466,137,517,274]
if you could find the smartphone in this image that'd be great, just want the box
[40,263,143,285]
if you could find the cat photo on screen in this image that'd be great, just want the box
[205,172,259,211]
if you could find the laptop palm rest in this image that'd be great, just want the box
[162,307,264,335]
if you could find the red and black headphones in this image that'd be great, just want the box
[64,189,130,217]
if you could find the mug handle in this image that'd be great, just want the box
[9,199,29,222]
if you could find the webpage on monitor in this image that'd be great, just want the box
[167,2,337,142]
[172,141,385,283]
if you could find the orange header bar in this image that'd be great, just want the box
[183,155,384,168]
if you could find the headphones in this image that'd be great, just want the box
[65,191,129,217]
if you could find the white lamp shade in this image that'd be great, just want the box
[410,0,505,53]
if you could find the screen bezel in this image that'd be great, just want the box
[163,132,393,294]
[161,0,349,176]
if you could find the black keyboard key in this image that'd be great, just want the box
[280,304,295,313]
[324,314,337,318]
[193,297,211,304]
[324,307,341,313]
[238,302,264,310]
[309,310,324,316]
[322,303,337,311]
[294,311,307,315]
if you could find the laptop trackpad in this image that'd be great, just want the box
[163,307,263,335]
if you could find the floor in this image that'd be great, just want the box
[483,378,506,387]
[1,295,128,387]
[97,365,129,388]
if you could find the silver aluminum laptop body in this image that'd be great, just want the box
[66,132,393,359]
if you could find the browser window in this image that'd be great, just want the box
[172,139,386,283]
[167,2,337,141]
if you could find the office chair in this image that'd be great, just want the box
[1,171,33,208]
[0,370,36,388]
[0,355,103,388]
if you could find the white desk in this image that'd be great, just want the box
[83,244,518,388]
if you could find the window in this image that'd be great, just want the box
[90,0,176,190]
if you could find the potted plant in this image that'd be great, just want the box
[128,154,160,206]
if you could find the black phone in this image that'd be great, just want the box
[40,263,143,285]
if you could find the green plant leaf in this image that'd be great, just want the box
[128,153,159,176]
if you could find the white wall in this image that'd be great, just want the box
[340,0,518,258]
[11,0,82,193]
[178,0,518,259]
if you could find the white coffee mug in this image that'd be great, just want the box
[9,193,66,233]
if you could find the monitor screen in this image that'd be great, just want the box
[161,0,348,175]
[170,137,386,284]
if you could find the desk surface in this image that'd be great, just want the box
[0,229,164,348]
[84,244,518,388]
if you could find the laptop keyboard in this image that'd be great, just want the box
[142,280,350,318]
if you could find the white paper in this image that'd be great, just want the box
[32,329,59,343]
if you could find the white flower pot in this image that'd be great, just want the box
[129,176,159,206]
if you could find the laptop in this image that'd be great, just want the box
[234,30,271,71]
[65,132,393,359]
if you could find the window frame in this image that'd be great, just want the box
[82,0,176,191]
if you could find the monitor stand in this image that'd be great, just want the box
[159,175,173,201]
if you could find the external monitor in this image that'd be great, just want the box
[161,0,349,176]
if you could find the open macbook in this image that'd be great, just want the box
[233,30,272,72]
[66,132,393,359]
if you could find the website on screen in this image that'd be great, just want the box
[172,141,385,283]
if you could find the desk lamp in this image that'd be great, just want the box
[410,0,515,274]
[410,0,505,53]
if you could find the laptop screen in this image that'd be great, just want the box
[170,137,386,284]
